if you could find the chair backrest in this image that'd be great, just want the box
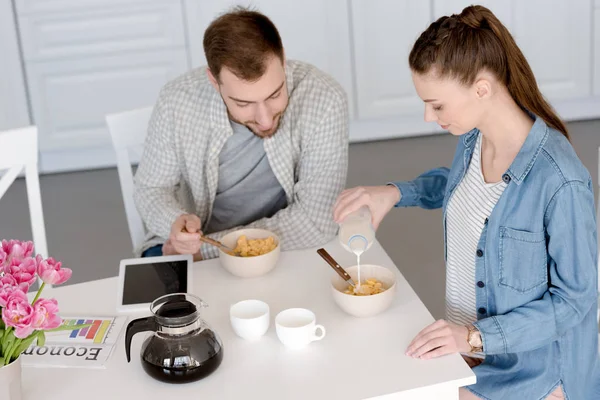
[105,107,153,250]
[0,126,48,287]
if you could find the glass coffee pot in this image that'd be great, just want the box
[125,293,224,384]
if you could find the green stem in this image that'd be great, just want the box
[1,327,12,350]
[31,282,46,305]
[4,338,21,366]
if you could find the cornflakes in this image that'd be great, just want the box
[344,278,386,296]
[233,235,277,257]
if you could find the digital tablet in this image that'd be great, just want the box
[116,254,193,313]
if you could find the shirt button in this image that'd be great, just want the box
[478,307,487,314]
[477,281,485,288]
[476,249,484,257]
[502,174,511,183]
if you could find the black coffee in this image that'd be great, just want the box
[141,349,223,384]
[140,328,223,384]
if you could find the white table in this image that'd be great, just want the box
[22,239,475,399]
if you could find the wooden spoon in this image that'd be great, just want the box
[199,236,237,256]
[180,227,237,256]
[316,248,356,288]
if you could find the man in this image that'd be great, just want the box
[134,7,349,260]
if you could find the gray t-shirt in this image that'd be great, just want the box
[204,121,288,234]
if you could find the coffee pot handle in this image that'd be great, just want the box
[125,317,158,362]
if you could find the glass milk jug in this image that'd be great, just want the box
[338,206,375,256]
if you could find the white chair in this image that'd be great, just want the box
[0,126,48,287]
[105,107,153,250]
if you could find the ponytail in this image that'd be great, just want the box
[409,5,569,140]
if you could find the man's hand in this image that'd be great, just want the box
[163,238,204,261]
[405,319,470,360]
[168,214,203,255]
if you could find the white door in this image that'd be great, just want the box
[433,0,593,102]
[0,1,30,131]
[350,0,432,119]
[183,0,355,117]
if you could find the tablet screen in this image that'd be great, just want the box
[122,260,188,305]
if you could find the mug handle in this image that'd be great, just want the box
[312,324,326,341]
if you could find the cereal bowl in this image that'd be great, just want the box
[331,265,397,317]
[218,229,280,278]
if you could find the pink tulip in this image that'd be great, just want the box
[5,257,38,286]
[0,281,28,308]
[36,257,72,285]
[31,298,62,330]
[1,240,35,266]
[0,248,6,268]
[1,274,20,287]
[0,275,30,307]
[2,290,35,338]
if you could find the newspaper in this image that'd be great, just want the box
[21,315,128,369]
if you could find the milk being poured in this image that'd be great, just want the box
[349,240,365,291]
[339,206,375,292]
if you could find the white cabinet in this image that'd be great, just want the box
[351,0,432,120]
[2,0,599,172]
[0,2,30,131]
[15,0,165,14]
[17,2,186,61]
[26,51,187,152]
[14,0,190,169]
[433,0,593,102]
[183,0,355,117]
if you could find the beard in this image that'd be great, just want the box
[229,111,284,139]
[218,88,289,139]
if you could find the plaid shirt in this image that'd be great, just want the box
[133,60,349,259]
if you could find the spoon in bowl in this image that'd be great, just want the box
[199,236,237,256]
[317,248,362,293]
[181,227,237,256]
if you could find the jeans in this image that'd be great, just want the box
[142,244,163,258]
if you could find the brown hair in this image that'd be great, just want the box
[203,6,284,82]
[409,5,569,139]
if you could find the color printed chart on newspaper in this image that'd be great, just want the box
[21,315,127,369]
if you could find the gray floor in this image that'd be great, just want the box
[1,119,598,319]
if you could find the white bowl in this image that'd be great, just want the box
[218,229,281,278]
[331,265,397,318]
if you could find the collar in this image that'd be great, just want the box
[461,114,548,185]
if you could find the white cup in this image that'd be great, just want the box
[230,300,270,341]
[275,308,326,349]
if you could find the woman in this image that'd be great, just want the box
[334,5,598,400]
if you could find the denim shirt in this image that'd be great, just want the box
[391,117,598,400]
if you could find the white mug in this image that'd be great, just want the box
[230,300,270,341]
[275,308,326,349]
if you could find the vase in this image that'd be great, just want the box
[0,356,22,400]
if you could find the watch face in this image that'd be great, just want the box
[469,331,483,347]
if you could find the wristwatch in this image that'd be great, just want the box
[467,324,483,353]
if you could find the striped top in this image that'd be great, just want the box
[445,134,507,326]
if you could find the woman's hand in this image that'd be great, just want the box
[405,319,471,360]
[333,185,400,229]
